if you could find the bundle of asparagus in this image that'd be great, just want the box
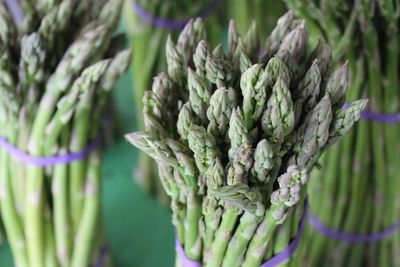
[285,1,400,266]
[123,0,223,204]
[126,10,367,267]
[0,1,130,267]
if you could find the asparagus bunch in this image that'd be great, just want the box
[123,0,224,204]
[0,1,130,267]
[126,11,367,267]
[285,1,400,266]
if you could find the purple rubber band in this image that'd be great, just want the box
[0,135,100,166]
[343,102,400,124]
[4,0,24,24]
[175,238,202,267]
[175,201,308,267]
[92,245,108,267]
[360,110,400,124]
[132,0,221,29]
[309,212,400,243]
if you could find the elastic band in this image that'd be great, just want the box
[360,110,400,124]
[93,245,108,267]
[4,0,24,25]
[309,212,400,243]
[175,201,308,267]
[343,102,400,124]
[0,135,100,166]
[175,238,202,267]
[132,0,221,29]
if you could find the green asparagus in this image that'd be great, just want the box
[126,10,366,267]
[0,1,130,267]
[285,1,400,266]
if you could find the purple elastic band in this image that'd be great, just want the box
[132,0,221,29]
[309,212,400,243]
[175,238,202,267]
[360,110,400,124]
[175,201,308,267]
[343,102,400,124]
[4,0,24,24]
[92,245,108,267]
[0,135,100,166]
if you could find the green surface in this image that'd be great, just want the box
[0,66,175,267]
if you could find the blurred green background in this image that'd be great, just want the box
[0,66,175,267]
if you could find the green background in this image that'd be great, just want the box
[0,67,176,267]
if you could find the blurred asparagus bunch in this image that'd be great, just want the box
[285,1,400,266]
[123,0,224,204]
[0,1,130,267]
[126,11,367,267]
